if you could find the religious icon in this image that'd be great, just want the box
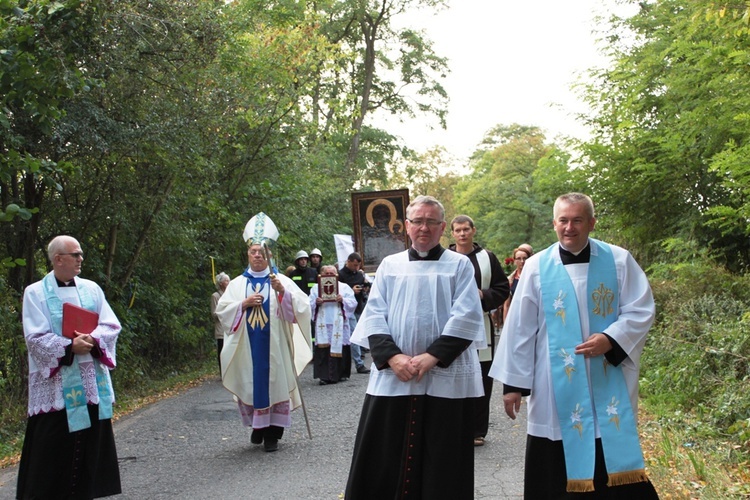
[318,275,339,302]
[351,189,410,273]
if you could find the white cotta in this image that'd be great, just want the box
[489,241,655,441]
[351,250,486,399]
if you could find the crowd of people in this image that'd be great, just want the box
[16,192,659,499]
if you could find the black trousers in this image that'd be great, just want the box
[216,338,224,374]
[474,358,494,438]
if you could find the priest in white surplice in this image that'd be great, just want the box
[18,235,121,499]
[216,213,311,452]
[345,196,485,500]
[490,193,659,498]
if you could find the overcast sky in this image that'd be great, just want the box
[375,0,637,163]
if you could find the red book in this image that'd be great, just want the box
[62,302,99,339]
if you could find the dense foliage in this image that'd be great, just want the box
[577,2,750,476]
[0,0,449,448]
[645,262,750,447]
[578,0,750,270]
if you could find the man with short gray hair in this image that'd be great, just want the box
[491,192,658,497]
[309,265,357,385]
[346,195,486,499]
[18,235,122,498]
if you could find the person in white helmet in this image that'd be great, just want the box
[309,248,323,274]
[288,250,317,295]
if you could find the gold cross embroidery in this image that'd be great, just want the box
[591,283,614,318]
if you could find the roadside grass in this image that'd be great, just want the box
[641,404,750,499]
[0,359,216,468]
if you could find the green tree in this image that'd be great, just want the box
[316,0,449,184]
[1,0,97,284]
[453,124,563,256]
[577,0,750,270]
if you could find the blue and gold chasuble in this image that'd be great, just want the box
[539,240,647,492]
[242,269,274,409]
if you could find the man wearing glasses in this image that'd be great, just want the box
[18,235,122,499]
[216,213,312,453]
[346,196,486,499]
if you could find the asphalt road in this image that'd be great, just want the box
[0,358,526,499]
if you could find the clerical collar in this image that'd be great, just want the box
[408,245,444,261]
[559,243,591,265]
[246,267,269,278]
[55,277,76,287]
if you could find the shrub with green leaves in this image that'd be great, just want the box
[643,262,750,460]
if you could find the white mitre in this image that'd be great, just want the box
[243,212,279,246]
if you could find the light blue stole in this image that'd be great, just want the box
[42,273,113,432]
[540,240,647,492]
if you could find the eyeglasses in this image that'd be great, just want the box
[59,252,84,259]
[407,218,443,228]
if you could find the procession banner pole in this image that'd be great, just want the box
[262,241,313,440]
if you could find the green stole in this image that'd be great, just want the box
[539,240,647,492]
[42,273,113,432]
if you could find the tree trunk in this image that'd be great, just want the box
[119,174,176,288]
[104,222,119,293]
[344,2,386,174]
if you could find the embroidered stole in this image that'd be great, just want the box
[313,297,346,357]
[242,270,272,409]
[540,240,647,492]
[475,250,493,362]
[42,273,113,432]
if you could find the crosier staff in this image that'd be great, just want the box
[262,241,313,440]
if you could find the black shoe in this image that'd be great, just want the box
[250,430,263,444]
[319,380,331,386]
[263,437,279,452]
[356,365,370,374]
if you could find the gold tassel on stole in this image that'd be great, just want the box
[608,469,649,487]
[566,479,595,493]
